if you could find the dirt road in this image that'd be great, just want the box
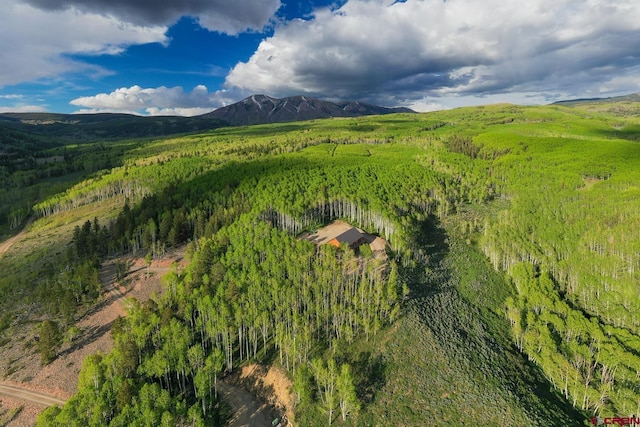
[0,216,34,259]
[0,384,65,407]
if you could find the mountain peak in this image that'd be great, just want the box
[202,95,414,126]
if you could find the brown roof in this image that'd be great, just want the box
[332,227,365,245]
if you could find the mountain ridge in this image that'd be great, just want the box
[0,95,414,139]
[553,92,640,105]
[202,94,415,126]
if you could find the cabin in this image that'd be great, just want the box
[327,227,368,250]
[299,220,388,257]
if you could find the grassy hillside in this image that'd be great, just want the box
[2,102,640,425]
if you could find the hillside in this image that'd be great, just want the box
[0,112,227,142]
[2,102,640,425]
[552,93,640,124]
[202,94,414,125]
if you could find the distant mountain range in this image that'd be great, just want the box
[202,94,415,126]
[0,95,414,141]
[553,93,640,105]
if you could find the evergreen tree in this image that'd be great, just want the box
[38,320,62,365]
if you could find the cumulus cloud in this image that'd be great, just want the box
[21,0,281,34]
[0,0,167,88]
[2,0,282,92]
[70,85,237,116]
[226,0,640,105]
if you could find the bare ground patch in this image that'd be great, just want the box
[239,364,295,426]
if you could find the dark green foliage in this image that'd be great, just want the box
[0,311,11,336]
[33,219,105,323]
[0,112,227,142]
[444,134,481,158]
[38,320,62,365]
[72,218,108,264]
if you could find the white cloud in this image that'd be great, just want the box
[404,99,443,113]
[22,0,281,35]
[596,70,640,95]
[0,94,50,112]
[0,104,48,113]
[70,85,238,116]
[0,0,167,88]
[195,1,282,34]
[226,0,640,104]
[144,107,215,116]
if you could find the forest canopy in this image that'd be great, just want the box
[0,102,638,424]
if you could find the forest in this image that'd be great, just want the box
[1,99,639,425]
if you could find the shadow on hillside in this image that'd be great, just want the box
[403,217,588,425]
[80,287,123,320]
[218,122,314,137]
[401,216,451,300]
[595,126,640,143]
[57,320,115,360]
[415,216,449,264]
[351,351,386,406]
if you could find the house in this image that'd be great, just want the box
[327,227,368,250]
[300,220,387,256]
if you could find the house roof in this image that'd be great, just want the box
[332,227,365,245]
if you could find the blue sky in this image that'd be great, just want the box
[1,0,640,115]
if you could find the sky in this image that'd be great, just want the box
[1,0,640,116]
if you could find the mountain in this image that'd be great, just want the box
[0,95,413,140]
[0,112,228,142]
[553,92,640,105]
[201,94,415,126]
